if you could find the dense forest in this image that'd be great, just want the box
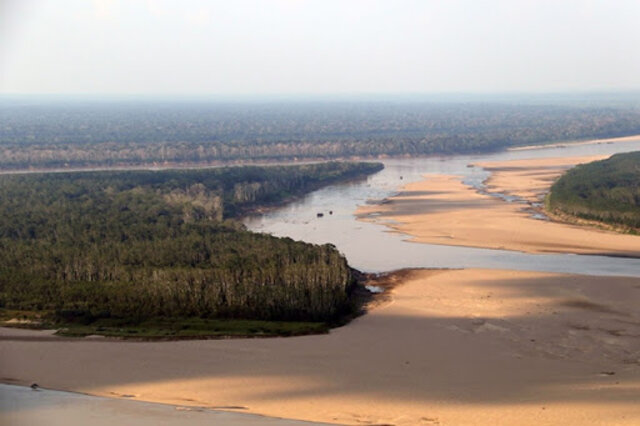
[0,162,383,336]
[547,151,640,231]
[2,98,640,170]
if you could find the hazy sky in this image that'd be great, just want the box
[1,0,639,95]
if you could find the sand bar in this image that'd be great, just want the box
[357,154,640,256]
[508,134,640,151]
[2,268,640,425]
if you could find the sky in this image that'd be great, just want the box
[1,0,640,96]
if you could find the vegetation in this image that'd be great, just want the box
[0,162,383,336]
[2,99,640,170]
[547,151,640,231]
[0,309,330,338]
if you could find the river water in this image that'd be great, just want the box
[245,139,640,277]
[0,384,331,426]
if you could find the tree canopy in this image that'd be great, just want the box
[547,151,640,231]
[0,162,382,329]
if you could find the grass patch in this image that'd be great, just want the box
[0,309,330,338]
[51,316,330,339]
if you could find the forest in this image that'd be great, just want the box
[0,161,383,337]
[2,98,640,170]
[547,151,640,231]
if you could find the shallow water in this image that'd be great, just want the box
[245,139,640,277]
[0,384,329,426]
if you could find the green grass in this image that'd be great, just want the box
[0,309,329,339]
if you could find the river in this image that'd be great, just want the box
[245,139,640,277]
[4,139,639,425]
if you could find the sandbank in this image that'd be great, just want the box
[2,268,640,425]
[357,154,640,256]
[508,134,640,151]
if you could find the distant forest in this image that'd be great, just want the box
[547,151,640,231]
[0,162,382,330]
[2,98,640,170]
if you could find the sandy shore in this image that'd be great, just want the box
[508,134,640,151]
[2,268,640,425]
[357,154,640,256]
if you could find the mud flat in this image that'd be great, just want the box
[2,268,640,425]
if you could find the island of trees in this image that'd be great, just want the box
[0,161,383,337]
[547,151,640,232]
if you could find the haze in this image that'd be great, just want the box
[1,0,640,95]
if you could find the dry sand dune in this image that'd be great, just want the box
[357,155,640,256]
[2,269,640,425]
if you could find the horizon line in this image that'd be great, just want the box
[2,90,640,105]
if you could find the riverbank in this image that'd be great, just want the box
[357,154,640,256]
[2,268,639,426]
[508,134,640,152]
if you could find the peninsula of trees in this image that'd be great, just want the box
[0,161,383,337]
[547,151,640,232]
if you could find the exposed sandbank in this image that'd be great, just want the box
[357,154,640,256]
[2,269,640,425]
[508,134,640,151]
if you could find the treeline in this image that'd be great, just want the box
[0,162,382,324]
[547,151,640,231]
[2,100,640,169]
